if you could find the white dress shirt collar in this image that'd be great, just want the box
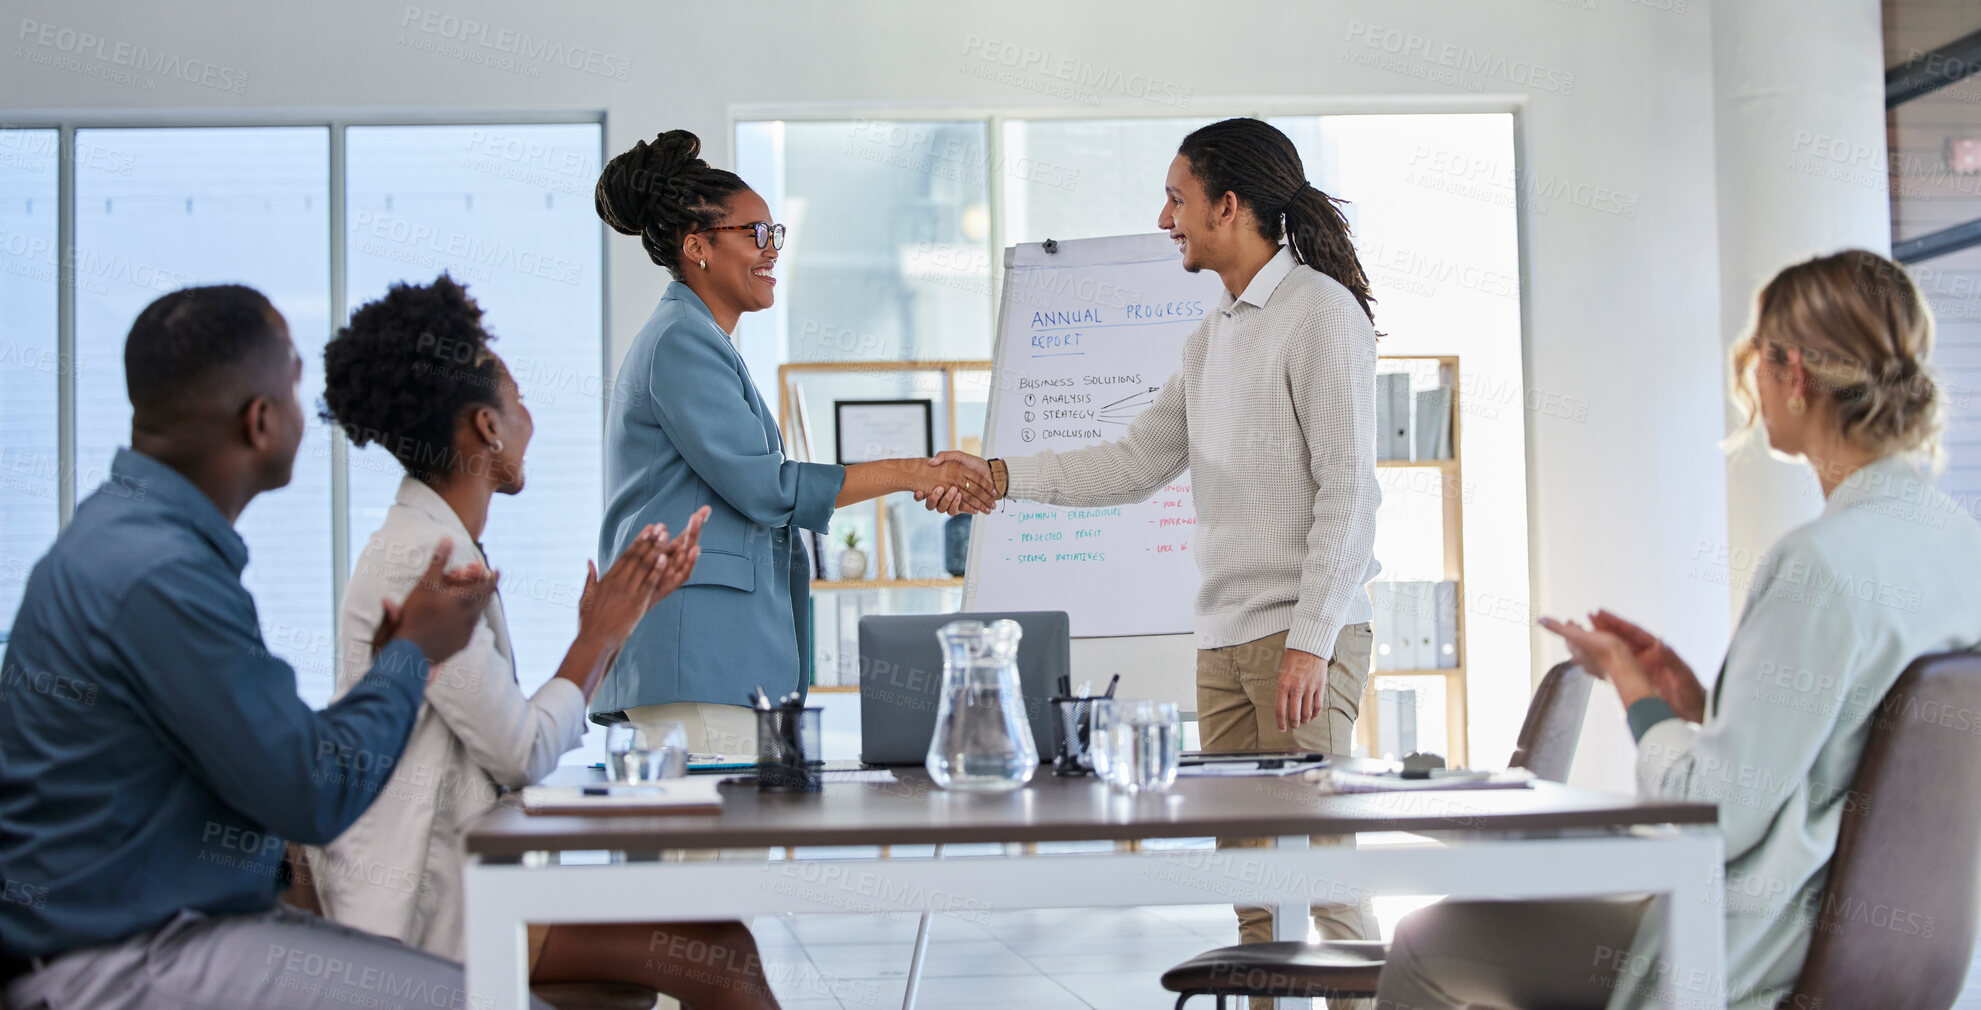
[1220,245,1298,316]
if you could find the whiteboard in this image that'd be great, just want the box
[964,233,1227,638]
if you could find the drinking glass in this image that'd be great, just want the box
[605,721,687,782]
[1095,699,1181,792]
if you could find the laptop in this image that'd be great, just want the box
[857,611,1071,766]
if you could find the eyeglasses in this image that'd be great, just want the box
[697,221,786,250]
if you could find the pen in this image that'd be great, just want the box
[1102,674,1120,699]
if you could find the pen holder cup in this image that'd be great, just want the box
[756,707,824,793]
[1050,696,1100,777]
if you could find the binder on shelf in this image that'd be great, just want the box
[1406,581,1437,670]
[1369,581,1399,672]
[1414,386,1452,461]
[1375,687,1418,759]
[812,597,840,687]
[1433,580,1460,669]
[1378,373,1413,460]
[1373,378,1388,459]
[833,593,866,686]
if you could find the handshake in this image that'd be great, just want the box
[908,451,1006,516]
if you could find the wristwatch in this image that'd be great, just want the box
[987,458,1009,499]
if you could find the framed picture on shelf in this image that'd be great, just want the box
[834,399,934,464]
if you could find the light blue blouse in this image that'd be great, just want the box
[1621,454,1981,1008]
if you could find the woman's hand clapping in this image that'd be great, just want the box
[1539,609,1705,721]
[578,506,710,650]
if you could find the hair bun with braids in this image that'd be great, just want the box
[1733,249,1945,461]
[595,129,749,279]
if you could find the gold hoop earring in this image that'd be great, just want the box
[1786,395,1806,416]
[699,259,708,270]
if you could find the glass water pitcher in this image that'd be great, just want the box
[926,619,1039,791]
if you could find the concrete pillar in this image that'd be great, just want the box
[1711,0,1892,613]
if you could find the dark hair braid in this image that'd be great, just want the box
[595,130,749,280]
[1177,118,1377,324]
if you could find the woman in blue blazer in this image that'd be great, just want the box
[592,130,992,754]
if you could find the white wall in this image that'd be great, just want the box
[4,0,1738,790]
[1713,0,1893,607]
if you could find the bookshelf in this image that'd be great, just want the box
[777,355,1470,758]
[1361,354,1468,767]
[778,361,990,690]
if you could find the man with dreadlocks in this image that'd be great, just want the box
[924,117,1385,991]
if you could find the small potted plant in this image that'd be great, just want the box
[837,529,868,581]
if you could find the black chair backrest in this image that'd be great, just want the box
[1786,651,1981,1010]
[1507,662,1593,782]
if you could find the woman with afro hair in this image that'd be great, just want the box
[310,273,784,1008]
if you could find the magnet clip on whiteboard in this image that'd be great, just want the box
[1041,238,1058,254]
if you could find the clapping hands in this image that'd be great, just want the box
[1539,609,1705,721]
[579,506,710,649]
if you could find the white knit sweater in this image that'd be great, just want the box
[1002,246,1381,659]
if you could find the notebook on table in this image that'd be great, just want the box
[520,776,725,815]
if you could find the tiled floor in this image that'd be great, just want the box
[751,904,1244,1010]
[747,902,1981,1010]
[712,837,1434,1010]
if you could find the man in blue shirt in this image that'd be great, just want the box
[0,285,528,1009]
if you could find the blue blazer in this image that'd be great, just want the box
[593,283,844,715]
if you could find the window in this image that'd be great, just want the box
[1000,117,1214,245]
[740,112,1528,762]
[736,120,994,379]
[3,121,604,719]
[72,127,337,696]
[0,130,59,648]
[344,123,604,707]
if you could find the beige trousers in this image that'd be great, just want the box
[1198,625,1378,1010]
[1375,897,1652,1008]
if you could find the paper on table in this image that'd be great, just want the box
[689,753,755,765]
[1324,768,1535,794]
[817,768,907,784]
[1176,760,1329,778]
[521,777,725,815]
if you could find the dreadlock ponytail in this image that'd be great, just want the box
[1282,183,1375,324]
[1176,118,1378,325]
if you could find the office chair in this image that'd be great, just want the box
[1161,662,1595,1008]
[1778,650,1981,1010]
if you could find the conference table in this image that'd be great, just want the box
[462,767,1721,1009]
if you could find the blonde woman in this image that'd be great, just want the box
[1376,250,1981,1009]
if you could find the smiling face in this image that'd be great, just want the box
[460,355,534,495]
[1158,154,1228,275]
[487,359,534,494]
[683,189,779,318]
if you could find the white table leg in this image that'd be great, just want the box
[1655,831,1726,1009]
[1272,834,1312,1010]
[901,843,943,1010]
[463,857,532,1010]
